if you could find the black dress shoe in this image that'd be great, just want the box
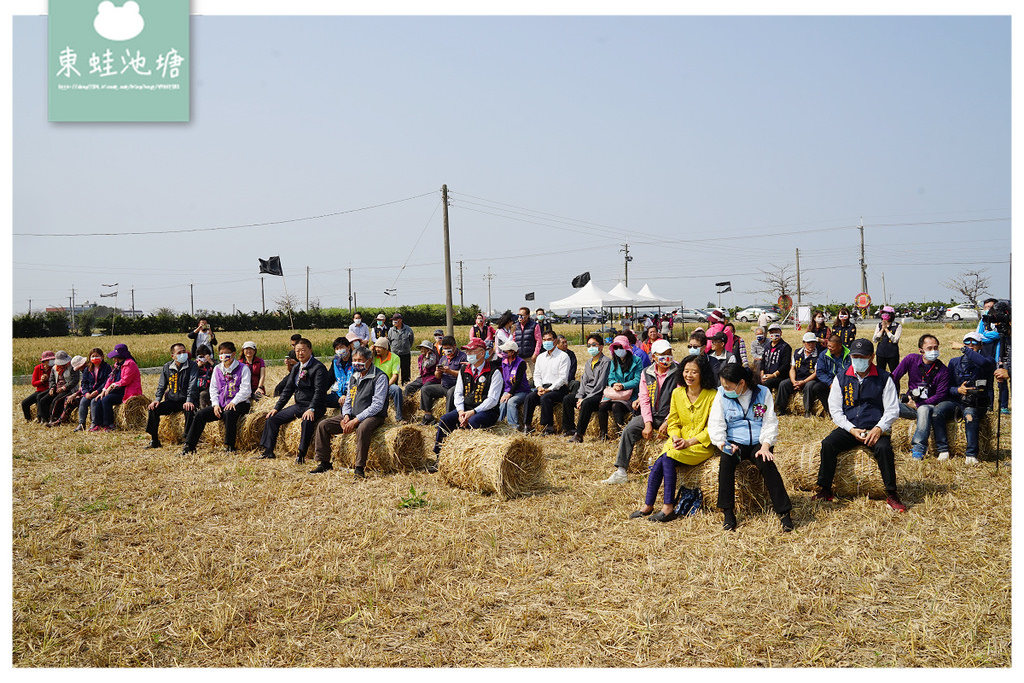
[780,513,794,532]
[650,510,678,523]
[562,431,577,439]
[145,440,162,449]
[257,451,276,460]
[181,446,196,455]
[629,509,653,519]
[295,454,306,465]
[542,427,556,436]
[309,461,333,474]
[224,445,237,453]
[353,466,366,479]
[722,509,737,531]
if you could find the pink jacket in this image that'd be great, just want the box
[104,358,143,400]
[704,322,735,354]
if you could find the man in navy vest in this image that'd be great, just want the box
[514,307,542,366]
[815,338,906,512]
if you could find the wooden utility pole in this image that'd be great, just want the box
[442,184,454,335]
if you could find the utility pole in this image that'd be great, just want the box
[620,242,632,286]
[347,268,353,314]
[484,268,495,314]
[458,260,464,308]
[442,184,454,335]
[28,299,31,315]
[261,277,266,314]
[70,285,76,334]
[859,218,868,294]
[190,283,194,316]
[130,288,135,319]
[881,272,888,304]
[305,266,310,311]
[795,248,802,304]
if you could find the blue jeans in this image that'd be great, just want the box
[899,402,949,455]
[500,391,527,427]
[935,400,985,459]
[388,384,403,421]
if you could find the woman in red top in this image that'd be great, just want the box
[21,350,55,422]
[470,313,496,342]
[240,341,267,399]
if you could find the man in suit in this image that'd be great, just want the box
[257,337,330,464]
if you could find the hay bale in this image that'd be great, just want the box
[671,455,771,514]
[439,430,546,500]
[773,441,903,499]
[530,402,563,433]
[888,414,994,459]
[157,411,187,444]
[235,396,278,452]
[630,436,665,474]
[334,423,424,473]
[114,395,150,431]
[582,406,626,440]
[402,392,421,423]
[789,392,827,418]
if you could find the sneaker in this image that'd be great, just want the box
[911,448,925,461]
[103,426,115,432]
[88,425,102,432]
[601,470,628,485]
[937,451,950,461]
[965,456,979,465]
[811,491,834,502]
[886,495,907,513]
[73,424,86,432]
[1000,408,1010,415]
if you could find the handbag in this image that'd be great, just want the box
[602,386,632,402]
[673,484,703,517]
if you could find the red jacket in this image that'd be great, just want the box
[31,363,51,391]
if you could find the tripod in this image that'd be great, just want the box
[993,328,1010,470]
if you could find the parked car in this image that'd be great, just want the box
[944,304,980,321]
[562,309,607,325]
[735,306,779,323]
[674,308,710,323]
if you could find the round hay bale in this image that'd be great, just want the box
[235,396,278,452]
[439,430,546,500]
[890,416,968,458]
[530,402,563,433]
[114,394,151,431]
[157,410,187,444]
[583,406,625,440]
[789,392,827,418]
[775,442,906,499]
[432,397,449,421]
[333,423,424,473]
[401,392,420,422]
[673,455,772,514]
[630,435,665,474]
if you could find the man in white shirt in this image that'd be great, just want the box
[521,330,570,435]
[348,311,371,343]
[814,338,906,512]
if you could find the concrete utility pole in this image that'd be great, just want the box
[70,285,76,333]
[458,260,464,308]
[620,242,632,286]
[261,277,266,314]
[484,268,495,314]
[306,266,310,310]
[190,283,194,316]
[795,248,802,304]
[859,218,868,294]
[131,288,135,319]
[347,268,353,314]
[442,184,454,335]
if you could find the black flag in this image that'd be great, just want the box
[571,271,591,288]
[715,280,731,287]
[259,256,283,276]
[525,292,535,301]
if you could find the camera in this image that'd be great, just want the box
[910,386,929,402]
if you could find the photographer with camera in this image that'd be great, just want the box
[978,298,1010,414]
[937,331,996,465]
[891,334,951,460]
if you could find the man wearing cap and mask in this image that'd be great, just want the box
[372,337,405,422]
[428,338,503,472]
[760,323,792,397]
[815,338,906,513]
[370,313,389,343]
[601,339,679,484]
[891,334,952,460]
[776,332,822,417]
[418,335,465,425]
[706,331,739,384]
[144,342,199,449]
[522,329,571,435]
[938,331,996,464]
[497,338,531,429]
[39,351,81,425]
[386,312,415,384]
[46,355,88,426]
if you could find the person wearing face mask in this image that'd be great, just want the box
[535,308,554,337]
[93,344,143,431]
[686,331,707,356]
[872,305,902,373]
[22,350,54,423]
[493,312,515,351]
[775,332,822,417]
[563,333,610,442]
[706,332,740,384]
[938,332,996,464]
[310,346,389,477]
[38,351,80,426]
[522,331,571,435]
[513,306,543,367]
[257,338,330,464]
[325,336,354,410]
[372,337,406,422]
[496,339,531,429]
[630,354,717,522]
[370,313,389,343]
[749,327,767,385]
[47,355,89,427]
[813,335,851,416]
[348,311,371,343]
[833,307,857,348]
[144,342,199,449]
[890,334,951,460]
[597,335,645,442]
[707,363,793,532]
[815,338,905,512]
[432,329,446,355]
[419,336,465,425]
[386,313,415,384]
[181,341,252,455]
[74,347,111,431]
[429,338,504,470]
[471,313,496,343]
[404,340,440,402]
[602,339,680,485]
[759,323,792,398]
[188,319,217,359]
[622,329,651,369]
[807,310,831,351]
[193,345,215,409]
[723,323,748,368]
[704,309,734,355]
[238,341,267,400]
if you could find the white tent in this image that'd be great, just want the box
[607,281,644,306]
[548,281,634,310]
[636,283,682,307]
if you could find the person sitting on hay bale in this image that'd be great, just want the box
[630,353,717,522]
[403,339,439,401]
[418,335,464,426]
[49,355,89,427]
[257,337,329,464]
[776,332,822,417]
[601,339,679,485]
[706,331,740,384]
[814,338,906,513]
[193,345,215,409]
[891,334,951,461]
[21,350,54,423]
[93,343,142,432]
[522,330,571,436]
[182,341,252,454]
[428,338,503,473]
[596,335,644,443]
[708,363,793,532]
[760,323,792,398]
[372,337,406,423]
[496,339,531,430]
[74,348,111,431]
[563,333,611,443]
[239,341,268,400]
[309,345,389,477]
[936,331,996,465]
[143,342,199,449]
[326,336,355,410]
[813,334,850,418]
[272,349,298,397]
[38,351,79,426]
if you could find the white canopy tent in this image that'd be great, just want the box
[607,281,644,305]
[636,283,682,307]
[549,281,635,342]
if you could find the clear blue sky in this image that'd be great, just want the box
[11,13,1011,317]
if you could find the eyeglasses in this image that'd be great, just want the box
[687,344,701,349]
[586,343,600,348]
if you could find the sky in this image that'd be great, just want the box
[6,5,1013,319]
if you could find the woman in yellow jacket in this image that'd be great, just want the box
[630,354,717,522]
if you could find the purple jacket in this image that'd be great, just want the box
[438,350,467,389]
[891,353,950,406]
[500,356,530,395]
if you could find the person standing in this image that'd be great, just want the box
[807,310,831,350]
[144,343,199,449]
[386,312,415,385]
[977,298,1010,414]
[370,313,389,343]
[181,341,252,454]
[188,318,217,359]
[514,307,542,366]
[257,338,329,463]
[470,313,496,342]
[872,305,902,374]
[833,307,857,348]
[348,311,371,343]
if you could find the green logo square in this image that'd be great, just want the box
[49,0,190,122]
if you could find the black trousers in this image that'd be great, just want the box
[523,386,569,428]
[716,443,792,515]
[185,402,251,449]
[22,390,47,421]
[876,355,899,374]
[398,353,412,384]
[37,390,72,423]
[146,399,196,441]
[598,400,632,436]
[563,393,601,434]
[762,374,785,396]
[420,383,455,413]
[817,428,898,497]
[259,403,326,456]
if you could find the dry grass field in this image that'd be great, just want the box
[11,323,1012,667]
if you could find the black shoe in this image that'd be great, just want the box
[145,439,162,449]
[570,433,583,443]
[629,509,653,519]
[257,451,276,460]
[722,509,737,531]
[650,510,678,523]
[780,513,794,532]
[598,432,608,442]
[181,445,196,455]
[542,427,556,436]
[563,431,577,439]
[420,414,437,426]
[224,445,237,453]
[309,461,333,474]
[425,463,438,474]
[295,454,306,465]
[353,466,366,480]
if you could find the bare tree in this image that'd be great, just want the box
[273,293,300,314]
[942,269,990,306]
[750,263,817,305]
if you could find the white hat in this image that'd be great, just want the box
[373,337,390,349]
[802,332,817,343]
[498,339,519,352]
[376,313,386,321]
[70,355,88,371]
[242,341,257,350]
[651,339,672,354]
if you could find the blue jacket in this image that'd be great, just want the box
[947,347,996,409]
[332,357,354,398]
[816,346,851,386]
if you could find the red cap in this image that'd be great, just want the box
[461,338,486,351]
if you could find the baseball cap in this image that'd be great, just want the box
[651,339,672,354]
[962,331,984,344]
[373,337,390,349]
[461,338,486,351]
[242,341,257,351]
[849,338,874,356]
[768,323,782,333]
[711,332,728,343]
[802,332,817,343]
[498,339,519,352]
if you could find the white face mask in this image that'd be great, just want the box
[175,352,189,364]
[924,350,940,362]
[353,318,362,325]
[815,317,824,323]
[466,354,479,364]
